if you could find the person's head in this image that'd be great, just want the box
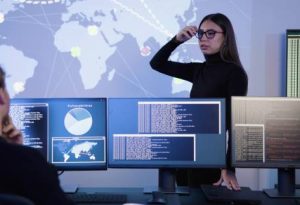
[197,13,242,67]
[0,66,10,122]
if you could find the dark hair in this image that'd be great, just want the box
[199,13,242,67]
[0,66,5,89]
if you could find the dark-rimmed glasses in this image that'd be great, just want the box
[195,29,223,40]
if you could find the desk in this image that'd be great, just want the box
[75,187,299,205]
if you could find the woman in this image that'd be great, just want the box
[150,13,248,190]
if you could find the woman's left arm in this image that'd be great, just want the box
[213,67,248,190]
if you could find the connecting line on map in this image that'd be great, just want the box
[138,0,198,46]
[229,0,251,22]
[113,47,152,96]
[37,3,79,97]
[114,68,157,97]
[20,0,61,4]
[139,0,173,37]
[111,0,173,38]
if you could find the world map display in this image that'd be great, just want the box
[0,0,251,99]
[0,0,209,98]
[53,138,105,163]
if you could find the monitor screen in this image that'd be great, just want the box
[231,96,300,168]
[9,98,107,170]
[231,96,300,198]
[286,29,300,97]
[108,98,226,169]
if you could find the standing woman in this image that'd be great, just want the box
[150,13,248,190]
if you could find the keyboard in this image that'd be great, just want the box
[201,185,261,205]
[67,192,127,204]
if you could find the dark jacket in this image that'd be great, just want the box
[0,138,74,205]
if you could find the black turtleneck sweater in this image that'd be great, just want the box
[150,37,248,186]
[150,36,248,99]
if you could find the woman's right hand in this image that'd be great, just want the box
[0,87,10,129]
[176,26,198,42]
[2,116,23,145]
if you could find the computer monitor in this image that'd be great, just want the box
[231,96,300,198]
[107,98,226,192]
[286,29,300,97]
[9,98,107,171]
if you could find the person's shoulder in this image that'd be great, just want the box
[225,62,242,69]
[226,63,247,76]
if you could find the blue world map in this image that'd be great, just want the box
[53,138,104,163]
[0,0,209,98]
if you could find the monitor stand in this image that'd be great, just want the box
[264,168,300,198]
[61,184,78,194]
[143,168,189,195]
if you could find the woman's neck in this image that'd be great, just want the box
[204,52,223,64]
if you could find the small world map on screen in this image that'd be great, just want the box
[53,138,104,163]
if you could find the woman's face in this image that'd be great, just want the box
[198,20,225,55]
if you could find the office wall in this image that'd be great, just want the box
[0,0,299,190]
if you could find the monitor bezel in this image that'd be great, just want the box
[231,96,300,169]
[107,97,227,169]
[286,29,300,98]
[10,97,108,171]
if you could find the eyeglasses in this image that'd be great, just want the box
[195,29,223,40]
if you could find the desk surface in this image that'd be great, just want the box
[75,187,299,205]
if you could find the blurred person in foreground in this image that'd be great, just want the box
[0,65,74,205]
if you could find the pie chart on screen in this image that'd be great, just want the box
[64,108,93,135]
